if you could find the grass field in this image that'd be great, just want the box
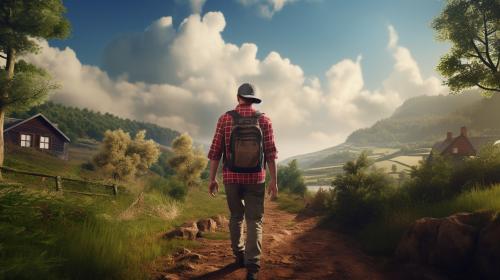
[0,142,228,279]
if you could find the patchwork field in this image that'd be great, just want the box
[293,145,430,187]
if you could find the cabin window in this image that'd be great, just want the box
[452,147,458,154]
[20,134,32,147]
[40,136,50,149]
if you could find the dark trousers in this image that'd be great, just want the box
[224,183,265,272]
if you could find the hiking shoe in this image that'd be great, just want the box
[246,271,258,280]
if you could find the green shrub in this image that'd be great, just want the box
[357,184,500,256]
[149,177,187,201]
[404,144,500,203]
[404,155,454,202]
[278,159,307,196]
[308,188,333,212]
[276,192,306,213]
[329,152,396,230]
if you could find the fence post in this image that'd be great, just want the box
[55,176,63,192]
[112,184,118,196]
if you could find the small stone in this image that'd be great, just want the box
[211,214,229,228]
[164,222,199,240]
[197,218,217,232]
[175,252,204,263]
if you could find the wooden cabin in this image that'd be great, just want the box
[4,113,71,160]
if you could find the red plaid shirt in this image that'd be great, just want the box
[208,103,278,184]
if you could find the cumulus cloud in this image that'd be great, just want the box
[238,0,296,18]
[24,13,446,159]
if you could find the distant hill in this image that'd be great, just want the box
[347,91,500,146]
[283,91,500,171]
[9,102,180,146]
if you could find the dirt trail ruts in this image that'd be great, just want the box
[160,200,392,280]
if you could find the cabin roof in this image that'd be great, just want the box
[4,113,71,142]
[432,135,498,155]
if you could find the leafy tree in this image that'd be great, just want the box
[150,151,175,177]
[330,152,394,229]
[93,129,160,181]
[433,0,500,94]
[168,133,208,187]
[277,159,307,196]
[405,155,454,202]
[0,0,70,173]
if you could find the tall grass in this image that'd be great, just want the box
[356,184,500,256]
[0,181,227,279]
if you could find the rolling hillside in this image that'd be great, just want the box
[347,91,500,146]
[283,92,500,185]
[9,102,180,146]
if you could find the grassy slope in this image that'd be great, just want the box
[0,144,227,279]
[356,184,500,256]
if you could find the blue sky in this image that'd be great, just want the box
[34,0,451,158]
[51,0,449,89]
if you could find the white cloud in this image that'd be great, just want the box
[238,0,296,18]
[24,14,446,159]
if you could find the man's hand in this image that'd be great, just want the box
[267,179,278,200]
[209,179,219,197]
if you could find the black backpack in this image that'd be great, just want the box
[223,110,264,173]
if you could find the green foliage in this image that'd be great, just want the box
[404,155,455,202]
[357,184,500,256]
[0,188,91,279]
[94,129,160,181]
[277,159,307,196]
[450,143,500,187]
[149,177,187,201]
[0,0,70,54]
[276,192,306,213]
[150,151,175,178]
[330,152,395,229]
[0,59,59,111]
[432,0,500,94]
[168,134,208,187]
[404,144,500,202]
[10,102,180,145]
[308,188,333,212]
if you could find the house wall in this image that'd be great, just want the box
[4,117,68,154]
[442,136,476,157]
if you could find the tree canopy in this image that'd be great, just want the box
[0,0,70,54]
[93,129,160,181]
[433,0,500,94]
[0,0,71,170]
[277,159,307,196]
[168,133,208,187]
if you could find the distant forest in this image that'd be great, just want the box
[346,92,500,147]
[10,102,180,146]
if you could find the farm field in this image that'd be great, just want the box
[298,145,427,186]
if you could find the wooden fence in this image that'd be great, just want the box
[0,166,118,197]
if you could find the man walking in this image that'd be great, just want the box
[207,83,278,280]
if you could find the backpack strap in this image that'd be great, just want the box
[226,110,241,122]
[227,110,262,125]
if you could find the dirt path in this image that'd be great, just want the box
[157,200,392,280]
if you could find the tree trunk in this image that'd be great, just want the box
[0,48,16,179]
[0,110,4,179]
